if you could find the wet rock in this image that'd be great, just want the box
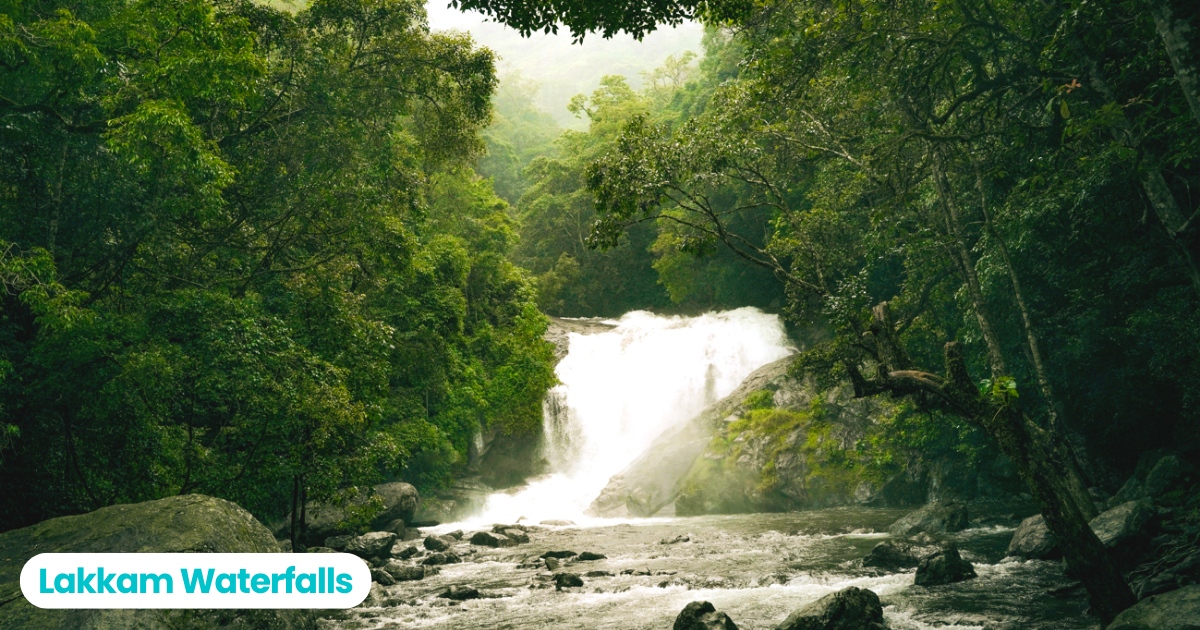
[577,551,607,561]
[586,570,613,577]
[382,560,429,581]
[470,531,516,547]
[325,535,353,551]
[1108,585,1200,630]
[424,534,451,551]
[756,573,791,586]
[661,534,691,545]
[545,557,561,571]
[369,568,396,586]
[862,539,938,570]
[540,519,576,526]
[379,518,407,537]
[438,585,481,601]
[401,528,422,541]
[914,542,977,586]
[421,551,462,566]
[1143,456,1195,499]
[446,529,465,540]
[359,582,387,608]
[1006,514,1060,560]
[673,601,739,630]
[775,586,885,630]
[344,531,397,558]
[888,501,969,536]
[391,542,419,559]
[501,528,531,544]
[554,573,584,590]
[306,546,337,553]
[493,523,532,533]
[541,550,579,559]
[271,481,419,547]
[1091,500,1158,569]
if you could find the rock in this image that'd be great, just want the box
[862,539,938,570]
[379,519,407,536]
[1090,500,1158,569]
[359,582,387,608]
[370,568,396,585]
[344,531,398,558]
[661,535,691,545]
[888,501,969,536]
[470,531,517,547]
[914,542,977,586]
[501,528,531,544]
[1006,514,1061,560]
[1143,456,1194,500]
[1108,585,1200,630]
[541,550,579,559]
[325,534,353,551]
[369,481,421,528]
[577,551,607,561]
[424,534,451,551]
[493,523,532,532]
[545,557,561,571]
[446,529,465,540]
[540,519,576,526]
[421,551,462,566]
[391,542,419,559]
[673,601,740,630]
[271,481,420,547]
[382,560,429,581]
[439,585,482,601]
[774,586,886,630]
[554,573,584,589]
[0,494,312,630]
[278,539,293,553]
[586,570,613,577]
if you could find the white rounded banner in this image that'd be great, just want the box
[20,553,371,608]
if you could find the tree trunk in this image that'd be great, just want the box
[1150,0,1200,129]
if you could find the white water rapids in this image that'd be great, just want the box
[476,307,795,523]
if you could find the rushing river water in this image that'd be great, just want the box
[326,310,1094,629]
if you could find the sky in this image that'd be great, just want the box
[423,2,703,128]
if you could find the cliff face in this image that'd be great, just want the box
[588,355,1024,518]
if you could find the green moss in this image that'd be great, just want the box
[743,389,776,410]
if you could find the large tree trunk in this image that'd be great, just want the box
[849,306,1136,625]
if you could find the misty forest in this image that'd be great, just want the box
[0,0,1198,628]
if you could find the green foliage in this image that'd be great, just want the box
[742,389,775,410]
[0,0,556,531]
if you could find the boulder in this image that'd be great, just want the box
[1142,456,1194,499]
[774,586,886,630]
[424,534,451,551]
[0,494,312,630]
[421,551,462,566]
[271,481,419,547]
[344,531,397,558]
[1108,585,1200,630]
[439,585,482,601]
[379,519,407,537]
[390,542,418,559]
[1090,500,1158,569]
[661,535,691,545]
[324,534,353,551]
[306,546,337,553]
[369,482,421,528]
[914,542,977,586]
[540,519,576,526]
[545,557,561,571]
[577,551,607,561]
[541,550,578,559]
[1006,514,1060,560]
[888,501,969,536]
[862,539,939,570]
[470,531,516,548]
[501,528,531,544]
[446,529,465,540]
[382,560,430,581]
[370,568,396,585]
[673,601,740,630]
[553,573,584,589]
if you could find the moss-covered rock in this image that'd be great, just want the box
[0,494,313,630]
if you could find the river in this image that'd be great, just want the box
[327,309,1095,630]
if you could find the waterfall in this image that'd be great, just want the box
[477,307,795,523]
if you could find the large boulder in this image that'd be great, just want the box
[369,482,420,527]
[470,531,516,548]
[673,601,739,630]
[1006,514,1060,560]
[1090,500,1158,569]
[914,542,977,586]
[343,531,397,558]
[0,494,311,630]
[1108,585,1200,630]
[414,477,494,523]
[775,586,886,630]
[888,501,969,536]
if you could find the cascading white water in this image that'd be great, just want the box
[477,307,794,523]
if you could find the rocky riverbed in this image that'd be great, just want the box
[317,502,1108,630]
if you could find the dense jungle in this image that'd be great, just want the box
[0,0,1198,628]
